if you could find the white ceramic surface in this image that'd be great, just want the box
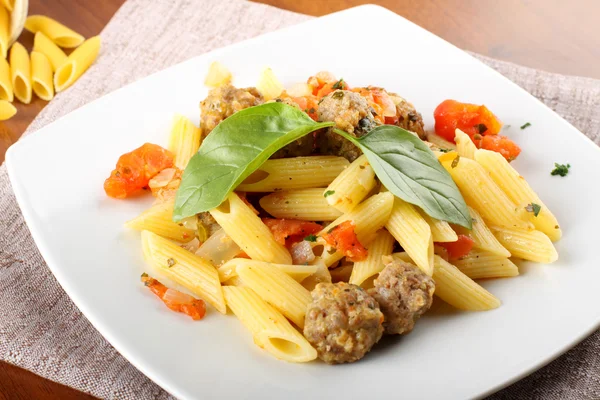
[6,5,600,400]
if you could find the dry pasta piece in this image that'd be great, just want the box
[0,6,8,58]
[454,129,477,159]
[256,67,283,101]
[223,286,317,362]
[0,57,13,102]
[217,258,317,283]
[141,230,226,314]
[125,199,195,243]
[238,156,349,192]
[31,51,54,101]
[259,188,343,221]
[204,61,232,87]
[418,210,458,243]
[236,260,312,328]
[24,15,84,48]
[453,249,519,279]
[9,42,31,104]
[490,225,558,263]
[475,149,561,241]
[33,32,68,71]
[349,229,395,286]
[455,206,510,257]
[54,36,101,92]
[385,197,434,275]
[0,100,16,120]
[324,154,376,213]
[209,192,292,264]
[168,114,202,170]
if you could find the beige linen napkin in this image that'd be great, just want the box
[0,0,599,398]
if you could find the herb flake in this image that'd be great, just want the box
[551,163,571,177]
[451,155,460,168]
[525,203,542,217]
[324,190,335,198]
[304,234,318,242]
[332,78,344,90]
[520,122,531,130]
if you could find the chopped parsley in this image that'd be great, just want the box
[551,163,570,177]
[476,123,488,134]
[332,78,345,90]
[439,148,452,153]
[324,190,335,198]
[304,234,318,242]
[451,155,460,168]
[332,91,344,99]
[525,203,542,217]
[520,122,531,129]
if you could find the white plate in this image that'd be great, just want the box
[6,5,600,399]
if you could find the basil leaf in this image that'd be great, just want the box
[173,103,333,220]
[333,126,472,229]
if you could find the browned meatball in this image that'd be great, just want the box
[199,84,264,139]
[316,90,377,162]
[304,282,384,364]
[388,92,426,139]
[368,258,435,335]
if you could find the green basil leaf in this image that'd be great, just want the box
[173,103,333,220]
[333,126,472,229]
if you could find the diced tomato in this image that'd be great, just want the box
[480,134,522,162]
[141,274,206,320]
[307,71,337,95]
[434,99,503,142]
[321,220,368,262]
[288,95,320,121]
[352,87,385,123]
[263,218,322,248]
[369,87,396,117]
[437,234,474,260]
[104,143,174,199]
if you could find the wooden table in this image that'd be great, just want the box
[0,0,597,398]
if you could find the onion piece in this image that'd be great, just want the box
[195,228,241,266]
[290,240,315,265]
[286,83,312,98]
[148,168,177,189]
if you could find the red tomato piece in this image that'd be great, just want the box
[321,220,368,262]
[288,95,320,121]
[262,218,323,248]
[434,99,503,142]
[104,143,174,199]
[307,71,337,95]
[141,274,206,320]
[437,234,474,260]
[480,134,522,162]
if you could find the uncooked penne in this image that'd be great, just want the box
[125,199,195,243]
[0,6,8,58]
[209,192,292,264]
[25,15,84,48]
[491,225,558,263]
[455,206,511,257]
[168,114,202,170]
[31,51,54,101]
[141,230,226,314]
[259,188,343,221]
[54,36,101,92]
[0,57,12,101]
[33,32,68,71]
[454,129,477,159]
[217,258,317,284]
[418,210,458,243]
[10,42,32,104]
[204,61,232,87]
[256,67,283,101]
[349,229,395,286]
[236,260,311,328]
[385,197,434,275]
[324,155,376,213]
[0,100,16,120]
[453,249,519,280]
[223,286,317,362]
[475,149,561,241]
[237,156,349,192]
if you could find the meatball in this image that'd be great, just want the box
[304,282,384,364]
[388,92,426,139]
[316,90,377,161]
[199,84,264,139]
[368,258,435,335]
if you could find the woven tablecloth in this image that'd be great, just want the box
[1,0,599,398]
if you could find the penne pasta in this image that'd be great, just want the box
[0,99,16,120]
[385,197,434,275]
[0,57,12,101]
[31,51,54,101]
[223,275,245,287]
[125,199,195,243]
[168,114,202,170]
[426,132,457,151]
[237,156,349,192]
[204,61,232,87]
[24,15,84,48]
[141,230,226,314]
[454,129,477,159]
[318,192,394,267]
[10,42,32,104]
[256,67,283,101]
[0,6,8,58]
[349,229,395,286]
[324,155,376,213]
[418,210,458,243]
[1,0,13,11]
[475,149,561,241]
[259,188,343,221]
[209,192,292,264]
[54,36,101,92]
[330,264,354,283]
[236,259,312,328]
[453,249,519,279]
[33,32,68,71]
[491,225,558,263]
[223,286,317,362]
[455,206,511,257]
[441,155,532,230]
[217,258,317,284]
